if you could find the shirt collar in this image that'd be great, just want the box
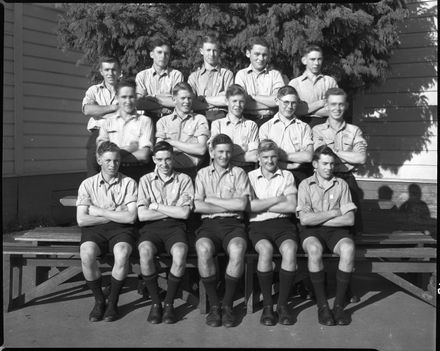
[98,172,121,186]
[309,172,338,187]
[171,109,194,121]
[301,71,324,81]
[150,66,171,77]
[208,163,233,175]
[225,114,244,125]
[256,167,283,179]
[98,81,116,92]
[246,64,268,74]
[201,65,220,75]
[152,168,178,183]
[324,119,347,132]
[272,112,298,125]
[114,110,140,121]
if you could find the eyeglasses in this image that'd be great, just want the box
[279,100,297,107]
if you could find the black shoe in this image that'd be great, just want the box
[162,303,177,324]
[333,305,351,325]
[222,305,236,328]
[206,305,222,327]
[89,301,106,322]
[147,303,163,324]
[103,304,119,322]
[277,304,294,325]
[260,305,276,326]
[317,305,335,326]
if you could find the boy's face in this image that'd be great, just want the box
[117,86,137,114]
[326,94,347,121]
[173,89,193,114]
[259,149,278,173]
[150,45,170,69]
[276,93,298,119]
[99,62,120,86]
[227,94,246,117]
[313,154,335,180]
[97,151,120,177]
[211,143,232,168]
[246,44,269,71]
[302,50,323,75]
[200,42,219,66]
[153,150,173,175]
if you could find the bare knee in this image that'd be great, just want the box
[138,242,156,260]
[280,241,297,266]
[306,242,323,261]
[196,239,214,262]
[338,241,355,261]
[228,239,247,260]
[171,244,188,266]
[80,243,99,265]
[113,243,132,264]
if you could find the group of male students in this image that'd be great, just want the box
[78,35,368,328]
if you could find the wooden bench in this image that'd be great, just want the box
[4,227,436,314]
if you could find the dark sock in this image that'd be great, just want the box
[86,277,105,304]
[107,276,125,308]
[164,272,182,305]
[257,270,273,306]
[201,275,220,307]
[334,269,351,308]
[309,270,328,307]
[223,274,240,308]
[278,269,295,306]
[142,273,161,305]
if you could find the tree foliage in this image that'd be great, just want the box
[57,2,408,96]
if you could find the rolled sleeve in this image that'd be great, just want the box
[176,175,195,207]
[138,116,154,149]
[258,122,269,141]
[123,179,138,206]
[312,127,326,149]
[234,71,245,88]
[76,182,92,207]
[155,118,167,140]
[194,173,206,200]
[96,121,110,144]
[353,128,368,153]
[235,169,251,198]
[272,71,285,94]
[283,172,297,196]
[137,176,151,207]
[224,70,234,90]
[338,180,357,215]
[188,72,197,95]
[296,182,312,217]
[135,72,147,97]
[194,116,210,138]
[82,86,98,112]
[301,125,314,150]
[247,122,259,151]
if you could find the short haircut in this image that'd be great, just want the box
[153,141,173,155]
[115,79,136,95]
[325,87,347,100]
[226,84,247,99]
[277,85,299,99]
[149,38,170,52]
[302,45,323,57]
[246,36,270,51]
[98,56,120,69]
[211,133,233,149]
[312,145,337,162]
[200,34,219,46]
[97,141,120,157]
[258,139,279,154]
[172,82,194,96]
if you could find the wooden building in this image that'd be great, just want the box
[2,2,437,230]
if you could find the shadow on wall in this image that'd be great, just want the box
[361,184,437,236]
[355,3,437,178]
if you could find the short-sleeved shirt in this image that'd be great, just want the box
[82,82,118,131]
[289,72,338,117]
[248,167,297,222]
[297,173,357,220]
[195,164,251,219]
[188,65,233,100]
[156,110,210,169]
[259,113,313,162]
[76,172,137,211]
[97,111,154,150]
[137,170,194,210]
[210,115,259,167]
[135,67,183,97]
[235,65,284,116]
[313,120,368,173]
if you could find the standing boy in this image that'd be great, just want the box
[297,145,356,326]
[137,141,194,324]
[194,134,251,328]
[289,45,338,127]
[82,56,121,176]
[188,35,234,122]
[210,84,259,172]
[77,141,138,322]
[248,139,298,326]
[235,37,284,126]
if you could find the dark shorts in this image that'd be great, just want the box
[249,217,299,249]
[138,219,188,255]
[195,217,247,254]
[299,226,353,252]
[80,222,137,256]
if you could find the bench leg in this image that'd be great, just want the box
[199,278,208,314]
[8,256,24,311]
[245,257,256,314]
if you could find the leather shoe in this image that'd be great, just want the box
[89,301,106,322]
[317,305,335,326]
[147,303,163,324]
[277,304,294,325]
[260,305,276,326]
[103,304,119,322]
[333,305,351,325]
[162,303,177,324]
[222,305,236,328]
[206,305,222,327]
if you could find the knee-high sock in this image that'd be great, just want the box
[164,272,183,305]
[86,277,105,304]
[278,269,295,306]
[334,269,351,308]
[257,270,273,306]
[143,273,161,305]
[201,275,220,307]
[107,276,125,308]
[309,270,327,307]
[223,274,240,308]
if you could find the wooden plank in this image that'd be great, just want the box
[3,21,14,34]
[23,56,90,77]
[14,3,24,176]
[23,3,62,22]
[366,150,437,165]
[398,31,437,50]
[4,33,13,48]
[23,110,85,125]
[23,96,84,112]
[23,83,85,100]
[3,122,14,137]
[60,196,77,207]
[369,77,437,94]
[5,246,79,255]
[3,161,15,176]
[23,28,59,48]
[24,147,88,161]
[23,70,90,90]
[355,261,436,273]
[365,136,437,151]
[4,72,15,85]
[406,1,437,15]
[24,135,87,148]
[23,122,86,136]
[23,42,83,63]
[2,149,14,162]
[3,98,14,111]
[3,87,14,99]
[400,15,437,34]
[389,61,437,79]
[23,160,86,175]
[356,247,436,258]
[22,14,58,33]
[359,121,438,136]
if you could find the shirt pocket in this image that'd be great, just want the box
[220,180,236,199]
[341,133,355,151]
[182,124,197,141]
